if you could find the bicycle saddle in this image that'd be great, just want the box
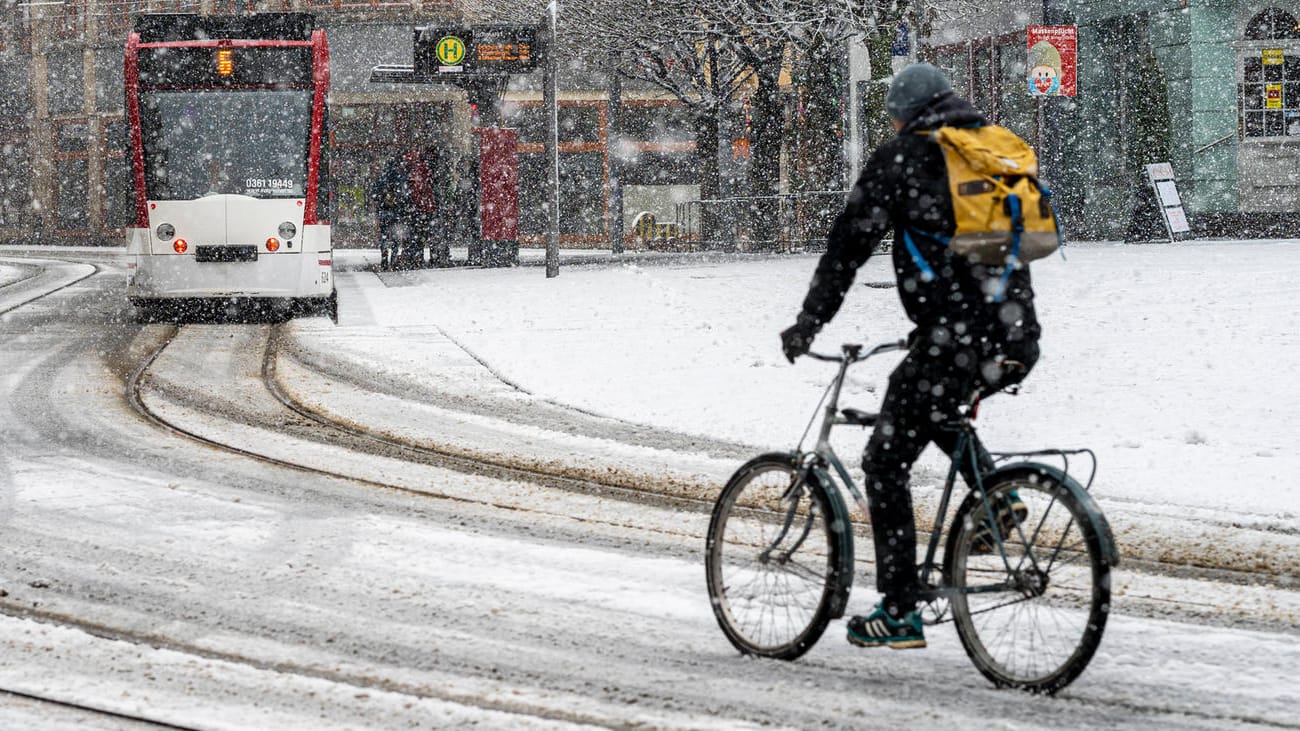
[841,408,877,427]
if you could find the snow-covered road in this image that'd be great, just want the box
[0,249,1296,729]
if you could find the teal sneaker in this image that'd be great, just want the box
[971,490,1028,553]
[846,604,926,649]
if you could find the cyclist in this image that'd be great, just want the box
[780,63,1041,649]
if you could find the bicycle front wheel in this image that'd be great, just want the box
[705,454,843,660]
[945,470,1112,694]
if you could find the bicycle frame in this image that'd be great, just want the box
[793,342,1117,612]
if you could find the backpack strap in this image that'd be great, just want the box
[902,228,944,283]
[993,194,1025,303]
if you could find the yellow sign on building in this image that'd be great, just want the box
[436,36,466,66]
[1263,48,1285,65]
[1267,83,1284,109]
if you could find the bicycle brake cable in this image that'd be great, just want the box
[795,378,835,453]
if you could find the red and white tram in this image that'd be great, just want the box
[124,13,335,318]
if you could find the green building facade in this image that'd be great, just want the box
[929,0,1300,239]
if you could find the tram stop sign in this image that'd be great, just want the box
[414,24,540,76]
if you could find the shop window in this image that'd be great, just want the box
[504,102,603,145]
[104,0,142,33]
[618,151,697,185]
[47,50,84,115]
[0,137,27,227]
[517,152,606,236]
[102,120,131,229]
[559,105,601,143]
[95,48,124,112]
[619,103,695,144]
[1241,54,1300,137]
[56,158,89,231]
[1245,8,1300,40]
[56,121,88,153]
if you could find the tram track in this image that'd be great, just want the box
[261,325,1300,596]
[126,318,1300,597]
[36,322,723,727]
[0,686,199,731]
[2,270,1298,727]
[126,323,714,536]
[0,259,99,317]
[1,321,695,728]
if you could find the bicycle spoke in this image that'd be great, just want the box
[707,459,839,659]
[947,473,1110,693]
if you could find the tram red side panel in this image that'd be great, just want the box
[304,29,330,226]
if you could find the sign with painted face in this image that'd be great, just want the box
[1026,25,1077,97]
[1267,83,1284,109]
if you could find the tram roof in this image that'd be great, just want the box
[133,13,318,43]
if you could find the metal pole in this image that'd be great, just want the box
[544,1,560,278]
[608,50,624,254]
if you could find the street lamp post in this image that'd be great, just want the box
[543,1,560,278]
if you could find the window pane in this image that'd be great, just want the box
[1265,109,1285,136]
[1245,111,1264,137]
[47,50,83,115]
[0,140,28,227]
[1245,57,1263,82]
[619,151,697,185]
[619,104,695,144]
[1244,83,1263,109]
[559,105,600,143]
[504,104,545,144]
[140,89,312,199]
[998,43,1034,143]
[96,48,124,112]
[516,151,605,235]
[559,152,605,234]
[103,156,133,227]
[57,122,88,152]
[935,50,971,97]
[57,158,89,230]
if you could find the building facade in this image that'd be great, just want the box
[928,0,1300,239]
[0,0,706,248]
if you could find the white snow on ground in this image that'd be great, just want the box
[0,264,25,288]
[2,245,1299,728]
[292,242,1300,540]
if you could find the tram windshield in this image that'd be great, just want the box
[140,89,312,200]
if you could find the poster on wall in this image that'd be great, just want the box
[1026,25,1078,97]
[1266,83,1284,109]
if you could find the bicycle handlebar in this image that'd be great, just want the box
[805,339,908,363]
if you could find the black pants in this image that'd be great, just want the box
[863,331,1036,618]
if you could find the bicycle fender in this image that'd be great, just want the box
[986,463,1120,567]
[808,464,856,619]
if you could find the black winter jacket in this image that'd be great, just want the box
[797,92,1040,355]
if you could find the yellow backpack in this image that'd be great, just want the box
[904,125,1060,298]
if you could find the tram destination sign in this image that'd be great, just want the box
[413,24,540,76]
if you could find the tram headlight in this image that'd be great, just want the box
[266,237,280,252]
[278,222,296,240]
[173,239,188,254]
[156,223,175,241]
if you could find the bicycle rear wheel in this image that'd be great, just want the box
[945,469,1112,693]
[705,454,842,660]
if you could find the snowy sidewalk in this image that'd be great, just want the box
[285,243,1300,579]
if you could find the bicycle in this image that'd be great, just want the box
[705,340,1119,694]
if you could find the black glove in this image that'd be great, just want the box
[780,317,819,363]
